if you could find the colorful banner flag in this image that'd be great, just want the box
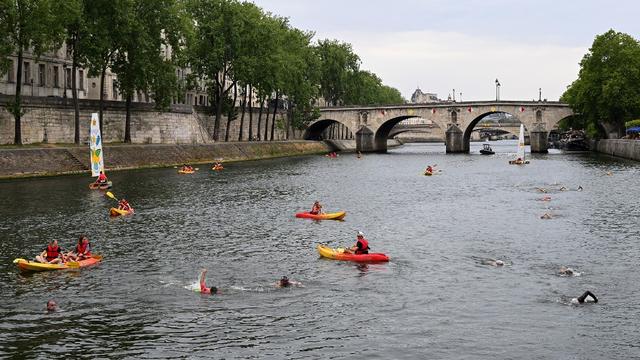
[89,113,104,177]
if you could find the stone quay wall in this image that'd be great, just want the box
[0,95,292,145]
[0,141,331,179]
[592,139,640,161]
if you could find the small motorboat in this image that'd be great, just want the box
[480,143,494,155]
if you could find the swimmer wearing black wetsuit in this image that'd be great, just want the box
[572,290,598,304]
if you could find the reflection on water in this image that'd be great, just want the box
[0,141,639,359]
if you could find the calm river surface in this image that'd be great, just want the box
[1,141,639,359]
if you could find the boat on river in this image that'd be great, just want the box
[109,207,134,217]
[13,255,102,272]
[509,124,530,165]
[317,244,389,263]
[480,143,495,155]
[296,211,346,220]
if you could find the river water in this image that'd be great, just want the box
[0,141,639,359]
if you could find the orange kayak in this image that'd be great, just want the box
[317,245,389,263]
[295,211,346,220]
[13,256,102,272]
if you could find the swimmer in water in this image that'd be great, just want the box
[559,186,567,191]
[47,300,57,312]
[482,259,504,267]
[571,290,598,304]
[536,187,547,193]
[559,266,578,276]
[540,195,551,201]
[540,213,553,219]
[577,185,583,191]
[276,276,302,288]
[198,269,218,295]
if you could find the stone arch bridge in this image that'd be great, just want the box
[306,101,574,153]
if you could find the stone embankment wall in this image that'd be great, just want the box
[0,141,330,179]
[0,95,292,145]
[592,139,640,161]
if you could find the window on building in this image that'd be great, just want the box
[23,61,30,84]
[199,95,204,105]
[79,70,84,90]
[112,82,118,100]
[38,64,45,86]
[52,66,59,87]
[7,59,15,83]
[65,68,72,89]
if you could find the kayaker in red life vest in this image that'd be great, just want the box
[310,201,323,215]
[96,171,108,184]
[199,269,218,295]
[67,236,91,261]
[345,231,370,254]
[35,239,64,264]
[117,199,132,211]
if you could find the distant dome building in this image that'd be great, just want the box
[410,88,439,103]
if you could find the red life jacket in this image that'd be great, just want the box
[46,244,60,261]
[98,173,107,182]
[75,242,90,255]
[355,238,369,254]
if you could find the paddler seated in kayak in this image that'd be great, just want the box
[344,231,370,255]
[181,164,194,172]
[309,201,323,215]
[424,165,434,175]
[117,199,132,212]
[198,269,218,295]
[95,170,108,184]
[35,239,64,264]
[67,236,91,261]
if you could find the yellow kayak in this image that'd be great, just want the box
[178,169,195,174]
[109,207,134,217]
[317,245,389,262]
[13,256,102,272]
[295,211,346,220]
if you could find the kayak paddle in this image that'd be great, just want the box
[105,191,119,201]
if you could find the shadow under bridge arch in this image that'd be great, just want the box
[462,111,527,153]
[374,116,425,152]
[303,119,354,141]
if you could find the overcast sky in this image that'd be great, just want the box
[251,0,639,101]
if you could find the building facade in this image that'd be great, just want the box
[410,88,439,103]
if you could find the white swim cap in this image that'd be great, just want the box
[357,231,364,237]
[495,260,504,266]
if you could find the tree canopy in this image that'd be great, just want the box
[562,30,640,137]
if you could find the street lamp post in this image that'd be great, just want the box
[539,88,542,101]
[495,79,501,101]
[453,88,456,102]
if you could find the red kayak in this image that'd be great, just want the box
[317,245,389,263]
[295,211,346,220]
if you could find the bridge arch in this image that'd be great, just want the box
[303,119,353,141]
[462,111,526,152]
[373,115,424,152]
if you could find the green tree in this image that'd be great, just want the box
[562,30,640,137]
[0,0,64,145]
[110,0,184,143]
[315,39,359,106]
[344,70,404,105]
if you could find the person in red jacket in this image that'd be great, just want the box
[198,269,218,295]
[310,201,323,215]
[36,239,64,264]
[117,199,132,211]
[67,236,91,261]
[95,171,108,184]
[346,231,370,254]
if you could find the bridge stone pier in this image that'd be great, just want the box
[308,101,574,153]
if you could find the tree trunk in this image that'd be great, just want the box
[213,77,223,141]
[270,92,278,141]
[99,64,106,136]
[286,104,292,140]
[248,86,253,141]
[225,83,237,142]
[256,97,264,141]
[238,84,247,141]
[124,93,132,143]
[263,95,271,141]
[72,36,80,145]
[13,47,23,145]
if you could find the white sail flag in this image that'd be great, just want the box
[89,113,104,177]
[517,124,526,161]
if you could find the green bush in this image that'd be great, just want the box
[625,119,640,128]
